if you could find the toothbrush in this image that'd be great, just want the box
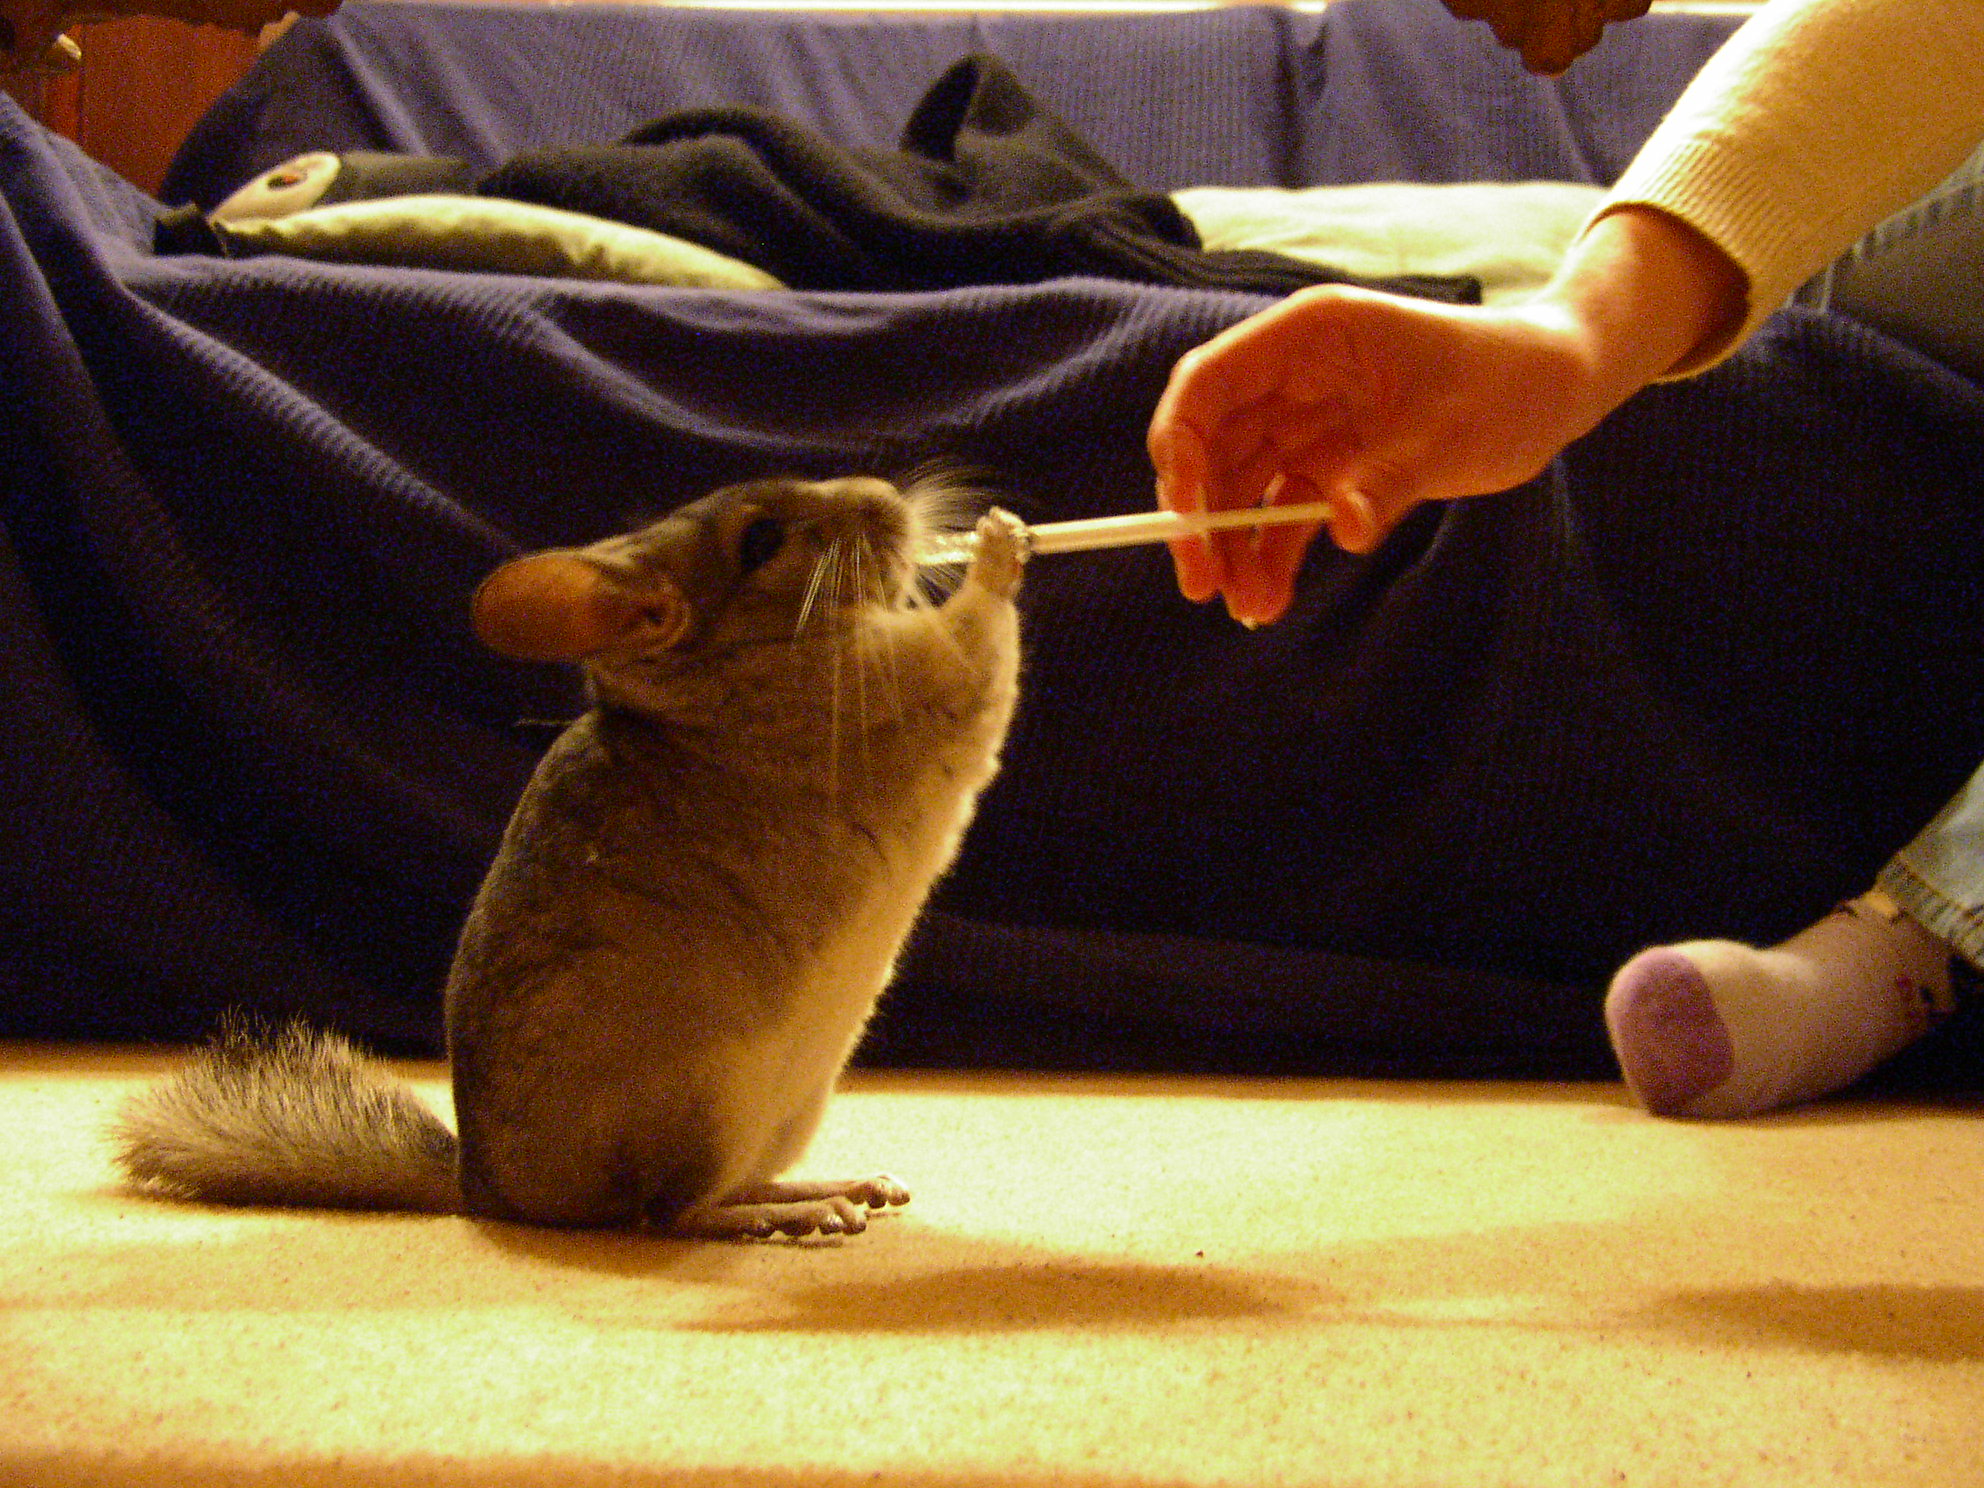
[916,499,1340,566]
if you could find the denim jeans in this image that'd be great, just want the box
[1799,138,1984,971]
[1796,136,1984,383]
[1880,769,1984,973]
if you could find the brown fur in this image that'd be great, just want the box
[113,475,1026,1239]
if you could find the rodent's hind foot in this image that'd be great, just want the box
[672,1195,868,1241]
[725,1173,909,1209]
[966,507,1028,598]
[672,1173,910,1241]
[839,1172,911,1210]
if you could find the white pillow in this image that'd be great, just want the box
[219,193,784,290]
[1175,181,1605,304]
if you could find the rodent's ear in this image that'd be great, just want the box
[471,552,690,661]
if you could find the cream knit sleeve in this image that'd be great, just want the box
[1596,0,1984,376]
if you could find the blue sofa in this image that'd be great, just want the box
[4,0,1980,1084]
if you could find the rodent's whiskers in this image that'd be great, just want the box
[843,538,870,784]
[793,526,934,799]
[795,540,834,638]
[903,477,974,605]
[865,600,905,726]
[806,537,847,798]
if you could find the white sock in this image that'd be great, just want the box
[1605,892,1959,1118]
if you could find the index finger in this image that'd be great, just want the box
[1149,410,1223,603]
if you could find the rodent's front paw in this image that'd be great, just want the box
[967,507,1028,598]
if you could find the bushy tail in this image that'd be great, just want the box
[112,1017,462,1213]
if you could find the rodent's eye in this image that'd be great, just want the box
[737,516,785,576]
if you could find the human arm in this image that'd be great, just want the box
[1609,0,1984,372]
[1149,0,1984,625]
[1147,205,1743,624]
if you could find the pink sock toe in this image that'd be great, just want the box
[1605,949,1736,1116]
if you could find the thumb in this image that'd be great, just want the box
[1150,419,1224,603]
[1326,461,1433,555]
[1323,489,1382,555]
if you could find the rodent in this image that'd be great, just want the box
[112,474,1027,1239]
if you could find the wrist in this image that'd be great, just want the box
[1527,204,1749,421]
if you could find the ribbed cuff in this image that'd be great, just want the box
[1599,135,1853,378]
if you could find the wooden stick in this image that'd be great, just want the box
[917,499,1338,566]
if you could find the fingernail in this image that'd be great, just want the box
[1337,489,1376,550]
[1223,597,1262,630]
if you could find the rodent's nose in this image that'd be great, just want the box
[817,476,911,546]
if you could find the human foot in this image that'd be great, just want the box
[1605,891,1961,1117]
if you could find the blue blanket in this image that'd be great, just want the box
[5,0,1981,1083]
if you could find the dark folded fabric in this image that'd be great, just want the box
[479,55,1477,300]
[319,151,475,204]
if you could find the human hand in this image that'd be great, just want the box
[1438,0,1653,74]
[1148,205,1747,625]
[1147,285,1614,625]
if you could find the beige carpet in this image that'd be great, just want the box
[2,1042,1980,1487]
